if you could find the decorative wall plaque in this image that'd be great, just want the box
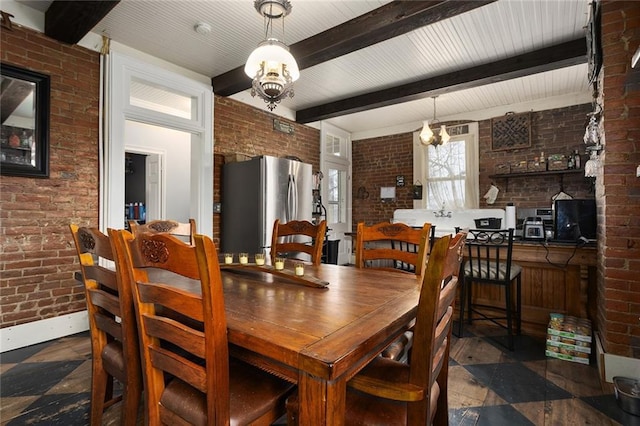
[273,119,294,135]
[491,112,531,151]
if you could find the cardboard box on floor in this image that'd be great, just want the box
[545,313,592,365]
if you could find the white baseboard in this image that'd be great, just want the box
[0,311,89,353]
[595,331,640,383]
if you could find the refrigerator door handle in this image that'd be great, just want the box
[287,174,298,221]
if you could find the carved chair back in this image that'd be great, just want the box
[128,218,196,245]
[270,219,327,265]
[355,221,432,282]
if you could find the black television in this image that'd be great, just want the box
[554,199,597,242]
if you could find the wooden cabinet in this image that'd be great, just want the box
[461,241,597,338]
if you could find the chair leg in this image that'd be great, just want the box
[457,277,466,337]
[90,365,109,424]
[516,275,522,335]
[121,378,142,426]
[505,281,513,351]
[466,280,473,325]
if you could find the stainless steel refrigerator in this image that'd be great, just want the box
[221,155,312,254]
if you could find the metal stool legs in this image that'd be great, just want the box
[458,276,522,350]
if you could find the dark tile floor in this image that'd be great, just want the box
[1,323,638,425]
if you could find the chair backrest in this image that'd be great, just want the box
[128,218,196,245]
[463,228,516,283]
[110,229,229,425]
[69,225,141,400]
[409,231,466,425]
[270,219,327,266]
[355,221,432,281]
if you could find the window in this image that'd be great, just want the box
[326,167,347,224]
[425,140,466,209]
[325,133,347,157]
[414,123,479,210]
[129,78,195,120]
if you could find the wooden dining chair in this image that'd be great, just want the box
[355,221,433,283]
[270,219,327,265]
[128,218,196,245]
[69,225,142,426]
[354,221,433,360]
[286,231,466,426]
[109,229,294,426]
[458,228,522,350]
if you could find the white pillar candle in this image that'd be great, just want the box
[224,253,233,264]
[275,258,285,270]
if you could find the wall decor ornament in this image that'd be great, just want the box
[412,181,423,200]
[491,111,531,151]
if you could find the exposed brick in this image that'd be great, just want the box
[1,25,100,328]
[597,0,640,358]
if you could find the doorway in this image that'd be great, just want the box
[103,52,213,235]
[124,120,191,224]
[320,122,352,265]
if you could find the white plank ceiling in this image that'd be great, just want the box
[15,0,594,139]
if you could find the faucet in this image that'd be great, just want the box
[433,204,452,218]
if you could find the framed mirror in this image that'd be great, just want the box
[1,63,50,177]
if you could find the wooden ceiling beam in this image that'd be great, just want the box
[45,0,120,45]
[212,0,496,96]
[296,38,588,123]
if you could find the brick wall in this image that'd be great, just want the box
[1,25,101,328]
[352,105,594,229]
[212,96,321,244]
[478,105,594,209]
[352,133,414,226]
[598,0,640,358]
[0,27,320,330]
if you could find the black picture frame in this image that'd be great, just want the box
[1,63,50,178]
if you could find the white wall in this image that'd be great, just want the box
[125,121,191,222]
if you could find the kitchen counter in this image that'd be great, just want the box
[347,227,597,337]
[467,240,597,338]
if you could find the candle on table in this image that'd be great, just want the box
[255,253,265,266]
[295,263,304,276]
[275,257,285,270]
[224,253,233,264]
[239,253,249,264]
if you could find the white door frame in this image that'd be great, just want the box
[103,51,213,236]
[320,122,352,265]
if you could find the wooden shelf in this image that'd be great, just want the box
[489,169,583,191]
[489,169,582,179]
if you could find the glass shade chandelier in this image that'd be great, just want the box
[245,0,299,111]
[420,96,450,146]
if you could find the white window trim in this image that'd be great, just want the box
[413,122,479,209]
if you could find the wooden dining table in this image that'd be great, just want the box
[166,262,421,425]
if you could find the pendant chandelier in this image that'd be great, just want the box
[420,96,450,146]
[245,0,300,111]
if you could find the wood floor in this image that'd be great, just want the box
[1,322,637,425]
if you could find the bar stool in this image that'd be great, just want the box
[458,228,522,350]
